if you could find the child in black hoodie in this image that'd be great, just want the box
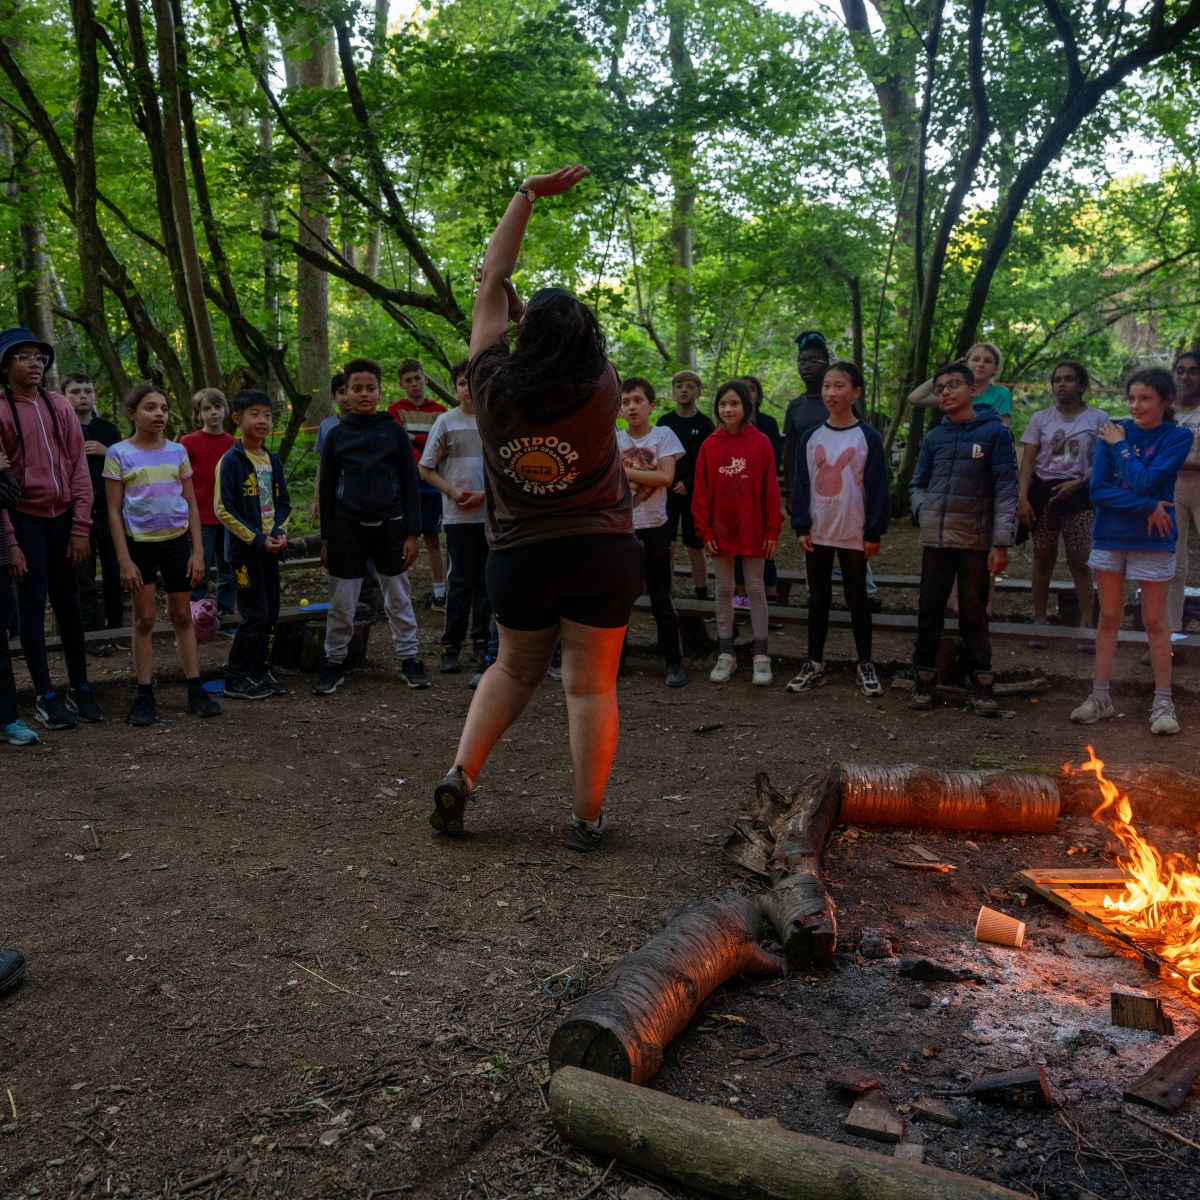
[315,358,426,694]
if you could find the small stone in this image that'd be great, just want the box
[318,1129,340,1148]
[912,1096,962,1128]
[909,992,933,1009]
[365,1125,386,1142]
[859,928,893,959]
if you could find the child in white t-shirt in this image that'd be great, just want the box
[617,377,687,687]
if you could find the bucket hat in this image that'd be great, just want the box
[0,327,55,373]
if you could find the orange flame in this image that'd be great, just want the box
[1076,748,1200,995]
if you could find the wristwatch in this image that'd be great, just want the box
[517,185,536,203]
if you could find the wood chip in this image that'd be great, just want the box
[845,1089,905,1144]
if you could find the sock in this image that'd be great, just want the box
[1092,681,1111,702]
[753,638,769,657]
[719,636,735,654]
[695,585,709,600]
[1154,686,1172,704]
[137,683,154,697]
[576,811,602,830]
[433,582,446,600]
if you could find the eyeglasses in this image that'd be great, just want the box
[8,352,50,367]
[932,380,967,395]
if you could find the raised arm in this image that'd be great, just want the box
[470,165,591,359]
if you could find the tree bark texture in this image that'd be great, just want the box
[666,0,696,370]
[549,893,783,1085]
[549,1066,1023,1200]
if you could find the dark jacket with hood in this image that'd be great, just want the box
[909,405,1018,551]
[215,441,292,563]
[318,410,421,537]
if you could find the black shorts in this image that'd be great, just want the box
[420,491,443,537]
[126,532,192,593]
[486,533,644,630]
[666,490,703,550]
[327,516,410,578]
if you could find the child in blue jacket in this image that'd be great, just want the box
[1071,367,1192,735]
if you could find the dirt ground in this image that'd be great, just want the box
[2,524,1199,1200]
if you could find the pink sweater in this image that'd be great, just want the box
[0,388,93,543]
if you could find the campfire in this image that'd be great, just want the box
[1074,749,1200,996]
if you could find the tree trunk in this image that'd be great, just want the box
[152,0,223,390]
[360,0,389,280]
[666,0,696,370]
[257,35,283,409]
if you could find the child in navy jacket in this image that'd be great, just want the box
[788,361,889,696]
[1071,367,1193,735]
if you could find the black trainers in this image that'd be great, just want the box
[401,657,431,689]
[563,811,606,853]
[253,668,286,695]
[66,684,104,723]
[666,663,686,688]
[35,690,77,730]
[470,640,489,665]
[225,677,271,700]
[440,652,462,675]
[907,671,936,711]
[0,948,27,994]
[968,671,1000,718]
[425,590,446,611]
[430,765,472,835]
[785,661,825,692]
[187,687,221,718]
[313,660,346,695]
[126,691,158,727]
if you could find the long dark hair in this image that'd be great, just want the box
[714,379,754,428]
[489,288,607,424]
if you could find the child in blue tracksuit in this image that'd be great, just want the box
[906,362,1017,716]
[1071,367,1193,735]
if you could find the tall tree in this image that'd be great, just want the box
[665,0,697,369]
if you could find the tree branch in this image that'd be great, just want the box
[1041,0,1085,91]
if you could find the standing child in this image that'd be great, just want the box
[316,358,426,694]
[215,390,291,699]
[658,370,713,598]
[0,445,39,744]
[691,379,782,686]
[909,342,1013,426]
[419,360,491,675]
[907,363,1017,717]
[787,361,888,696]
[1167,351,1200,635]
[617,376,687,687]
[103,385,220,725]
[1071,368,1192,735]
[181,388,236,616]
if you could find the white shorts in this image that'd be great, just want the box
[1088,548,1176,582]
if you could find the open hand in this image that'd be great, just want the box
[8,545,27,582]
[1017,496,1036,527]
[1148,500,1174,539]
[987,545,1009,576]
[763,538,778,560]
[1049,478,1083,503]
[523,165,590,197]
[187,553,206,588]
[1099,421,1126,445]
[402,535,420,571]
[120,559,144,591]
[68,534,91,567]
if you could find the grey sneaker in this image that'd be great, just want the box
[967,671,1000,718]
[1150,698,1180,736]
[785,661,825,692]
[906,672,936,711]
[563,811,605,853]
[1070,693,1115,724]
[665,663,686,688]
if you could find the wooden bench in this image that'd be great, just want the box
[672,564,1076,594]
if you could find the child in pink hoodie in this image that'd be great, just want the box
[691,378,782,686]
[0,328,102,729]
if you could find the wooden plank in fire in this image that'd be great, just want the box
[1015,868,1185,983]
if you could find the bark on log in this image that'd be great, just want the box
[549,1066,1022,1200]
[759,773,840,969]
[549,893,784,1085]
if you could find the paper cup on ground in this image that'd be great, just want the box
[975,905,1025,948]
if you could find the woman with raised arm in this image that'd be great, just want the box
[428,166,643,853]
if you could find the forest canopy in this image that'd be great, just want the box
[2,0,1199,473]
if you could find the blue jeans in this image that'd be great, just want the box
[193,525,236,613]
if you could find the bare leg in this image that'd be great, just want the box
[130,584,158,685]
[1141,580,1173,691]
[686,545,707,590]
[1030,542,1058,621]
[558,617,626,821]
[1092,570,1125,686]
[424,534,444,585]
[1064,546,1094,627]
[167,591,200,678]
[452,623,558,785]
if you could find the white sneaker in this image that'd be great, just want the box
[709,653,737,684]
[1070,693,1115,724]
[752,655,773,686]
[856,661,884,696]
[1150,698,1180,736]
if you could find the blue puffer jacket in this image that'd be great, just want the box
[909,406,1018,550]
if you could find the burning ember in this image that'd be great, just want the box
[1070,749,1200,995]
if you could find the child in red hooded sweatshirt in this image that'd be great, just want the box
[691,378,782,687]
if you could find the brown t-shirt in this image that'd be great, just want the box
[468,347,633,550]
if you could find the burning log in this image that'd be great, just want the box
[759,773,841,969]
[1124,1029,1200,1112]
[549,1066,1024,1200]
[548,893,784,1085]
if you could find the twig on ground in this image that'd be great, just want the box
[1124,1105,1200,1152]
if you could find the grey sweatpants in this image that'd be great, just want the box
[325,572,419,663]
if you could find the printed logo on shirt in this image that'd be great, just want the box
[813,445,855,497]
[972,444,984,458]
[621,444,657,507]
[500,436,580,493]
[718,456,747,477]
[243,475,258,496]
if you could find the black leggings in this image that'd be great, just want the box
[805,544,872,664]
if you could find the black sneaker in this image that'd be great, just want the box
[313,661,346,695]
[425,590,446,611]
[253,668,286,695]
[440,652,462,675]
[907,671,936,711]
[430,765,472,835]
[0,948,27,993]
[126,691,157,727]
[547,645,562,682]
[470,640,489,665]
[469,667,485,689]
[666,663,686,688]
[66,684,104,723]
[35,690,77,730]
[563,811,606,853]
[187,687,221,718]
[785,661,825,692]
[401,658,431,689]
[225,677,272,700]
[968,671,1000,718]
